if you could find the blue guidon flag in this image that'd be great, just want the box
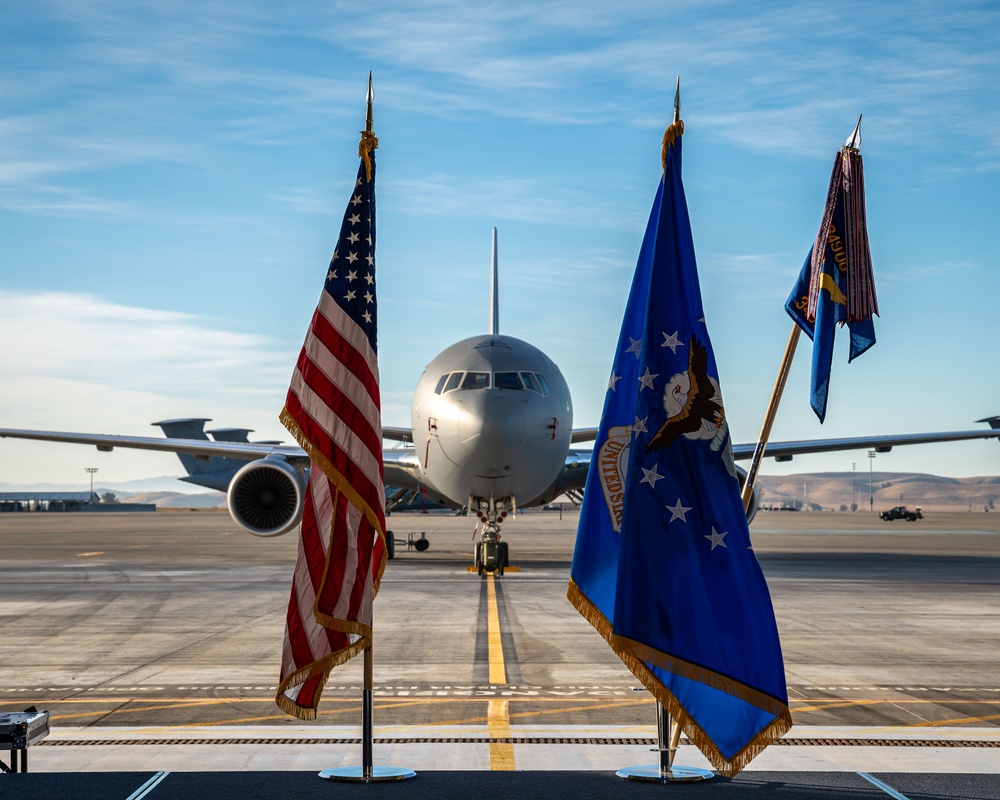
[568,115,791,777]
[786,120,878,422]
[275,119,386,720]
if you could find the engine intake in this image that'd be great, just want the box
[227,458,305,537]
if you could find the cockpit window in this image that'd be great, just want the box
[494,371,523,390]
[460,372,491,390]
[439,370,550,394]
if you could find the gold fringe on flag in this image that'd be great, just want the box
[275,621,370,720]
[806,145,878,324]
[274,483,374,720]
[279,405,388,589]
[274,408,387,720]
[567,579,792,777]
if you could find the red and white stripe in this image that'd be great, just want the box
[276,283,386,719]
[285,291,384,516]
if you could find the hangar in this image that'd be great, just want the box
[0,492,154,513]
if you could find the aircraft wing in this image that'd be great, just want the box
[0,425,427,490]
[732,426,1000,462]
[382,448,423,488]
[0,427,310,464]
[382,426,413,443]
[569,420,1000,464]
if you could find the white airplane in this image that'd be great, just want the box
[3,229,1000,573]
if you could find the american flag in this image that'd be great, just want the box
[275,138,386,720]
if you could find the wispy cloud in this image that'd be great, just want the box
[0,288,293,435]
[385,174,645,230]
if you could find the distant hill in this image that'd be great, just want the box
[0,478,227,509]
[118,490,227,509]
[757,471,1000,513]
[3,471,998,513]
[0,476,211,495]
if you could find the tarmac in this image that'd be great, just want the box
[2,508,1000,798]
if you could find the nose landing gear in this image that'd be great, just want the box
[473,497,511,578]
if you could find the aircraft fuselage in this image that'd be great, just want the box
[410,334,573,510]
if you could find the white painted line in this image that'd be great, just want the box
[857,772,911,799]
[126,770,170,799]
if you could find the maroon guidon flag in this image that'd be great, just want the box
[275,124,386,720]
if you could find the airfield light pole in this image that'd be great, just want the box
[85,467,98,502]
[852,462,857,512]
[867,451,876,512]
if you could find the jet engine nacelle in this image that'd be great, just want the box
[735,465,760,525]
[227,457,305,537]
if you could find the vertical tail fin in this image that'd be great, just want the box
[490,227,499,335]
[152,418,249,491]
[977,416,1000,432]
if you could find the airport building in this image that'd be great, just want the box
[0,492,155,513]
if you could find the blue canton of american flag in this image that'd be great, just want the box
[275,147,387,721]
[569,121,790,776]
[324,173,379,348]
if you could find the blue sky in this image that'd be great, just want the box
[2,0,999,487]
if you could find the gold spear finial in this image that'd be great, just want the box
[366,71,374,134]
[359,72,378,181]
[845,115,862,150]
[661,76,684,168]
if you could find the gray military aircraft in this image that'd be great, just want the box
[2,228,1000,573]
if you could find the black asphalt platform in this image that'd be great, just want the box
[2,772,1000,799]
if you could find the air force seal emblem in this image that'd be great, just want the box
[597,425,631,532]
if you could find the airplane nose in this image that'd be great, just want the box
[456,391,526,469]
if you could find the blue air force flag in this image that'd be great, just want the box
[785,141,878,423]
[568,120,791,777]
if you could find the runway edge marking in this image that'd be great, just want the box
[857,772,912,799]
[126,770,170,800]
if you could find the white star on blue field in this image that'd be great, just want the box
[2,2,1000,485]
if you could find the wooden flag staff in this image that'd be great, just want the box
[741,325,801,512]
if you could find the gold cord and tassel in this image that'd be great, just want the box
[661,119,684,170]
[359,130,379,183]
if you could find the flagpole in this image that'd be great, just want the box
[316,76,414,783]
[617,701,713,783]
[614,79,717,785]
[741,324,801,512]
[362,645,373,778]
[657,702,673,773]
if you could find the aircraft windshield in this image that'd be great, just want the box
[494,372,522,390]
[520,372,540,393]
[435,370,550,395]
[460,372,491,390]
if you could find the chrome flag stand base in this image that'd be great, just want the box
[319,647,416,784]
[617,703,713,783]
[319,766,416,783]
[616,765,714,783]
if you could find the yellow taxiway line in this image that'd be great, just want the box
[485,573,515,770]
